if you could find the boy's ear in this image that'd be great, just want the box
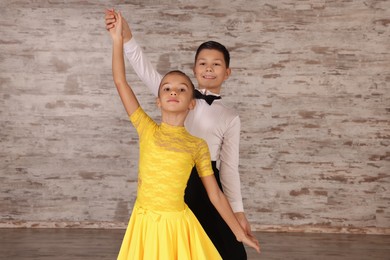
[224,67,232,80]
[156,97,161,108]
[188,99,196,110]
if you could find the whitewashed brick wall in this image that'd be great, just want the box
[0,0,389,234]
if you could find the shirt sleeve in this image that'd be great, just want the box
[195,140,214,178]
[219,115,244,212]
[123,38,163,97]
[129,107,155,138]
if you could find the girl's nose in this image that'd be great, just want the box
[170,91,177,96]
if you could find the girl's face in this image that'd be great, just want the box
[157,73,195,112]
[193,49,231,93]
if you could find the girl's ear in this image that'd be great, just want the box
[188,99,196,110]
[156,97,161,108]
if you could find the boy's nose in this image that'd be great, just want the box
[170,91,177,96]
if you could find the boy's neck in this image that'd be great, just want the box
[198,86,222,94]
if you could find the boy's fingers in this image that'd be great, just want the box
[246,235,260,253]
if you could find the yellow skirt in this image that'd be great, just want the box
[117,202,222,260]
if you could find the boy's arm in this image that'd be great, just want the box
[123,38,162,97]
[110,12,140,116]
[219,116,254,236]
[219,116,243,212]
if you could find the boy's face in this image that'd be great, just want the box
[157,73,195,112]
[193,49,231,93]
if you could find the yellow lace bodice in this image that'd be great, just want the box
[130,107,213,211]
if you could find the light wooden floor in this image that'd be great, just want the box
[1,228,389,260]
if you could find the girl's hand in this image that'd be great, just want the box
[105,8,116,31]
[105,9,132,43]
[108,11,123,41]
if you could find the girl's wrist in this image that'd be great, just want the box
[112,36,123,44]
[234,228,246,242]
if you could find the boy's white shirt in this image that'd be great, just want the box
[124,38,244,212]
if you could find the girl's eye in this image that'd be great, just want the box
[163,87,170,91]
[199,62,206,66]
[214,63,220,66]
[180,88,186,92]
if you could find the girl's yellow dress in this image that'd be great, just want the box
[117,107,222,260]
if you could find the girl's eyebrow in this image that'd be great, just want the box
[177,83,190,89]
[162,82,189,88]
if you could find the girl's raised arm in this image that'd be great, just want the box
[105,9,162,97]
[110,11,140,116]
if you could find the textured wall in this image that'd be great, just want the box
[0,0,389,234]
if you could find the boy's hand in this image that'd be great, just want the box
[235,212,254,237]
[235,213,260,254]
[240,233,261,254]
[105,8,132,43]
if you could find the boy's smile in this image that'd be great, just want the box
[203,74,217,79]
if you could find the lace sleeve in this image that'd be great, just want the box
[129,107,156,138]
[195,139,214,177]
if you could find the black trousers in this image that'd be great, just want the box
[184,161,247,260]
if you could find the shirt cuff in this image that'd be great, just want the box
[123,37,137,53]
[230,201,244,213]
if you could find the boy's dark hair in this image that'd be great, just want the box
[159,70,195,98]
[195,41,230,68]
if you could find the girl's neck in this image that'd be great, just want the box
[161,111,188,127]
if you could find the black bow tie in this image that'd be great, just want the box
[195,89,221,105]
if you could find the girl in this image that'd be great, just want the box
[105,9,258,259]
[109,12,260,259]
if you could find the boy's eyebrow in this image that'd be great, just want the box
[197,57,223,62]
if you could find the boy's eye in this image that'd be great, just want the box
[214,63,220,66]
[163,87,170,91]
[180,88,186,92]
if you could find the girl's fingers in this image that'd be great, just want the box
[106,24,114,31]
